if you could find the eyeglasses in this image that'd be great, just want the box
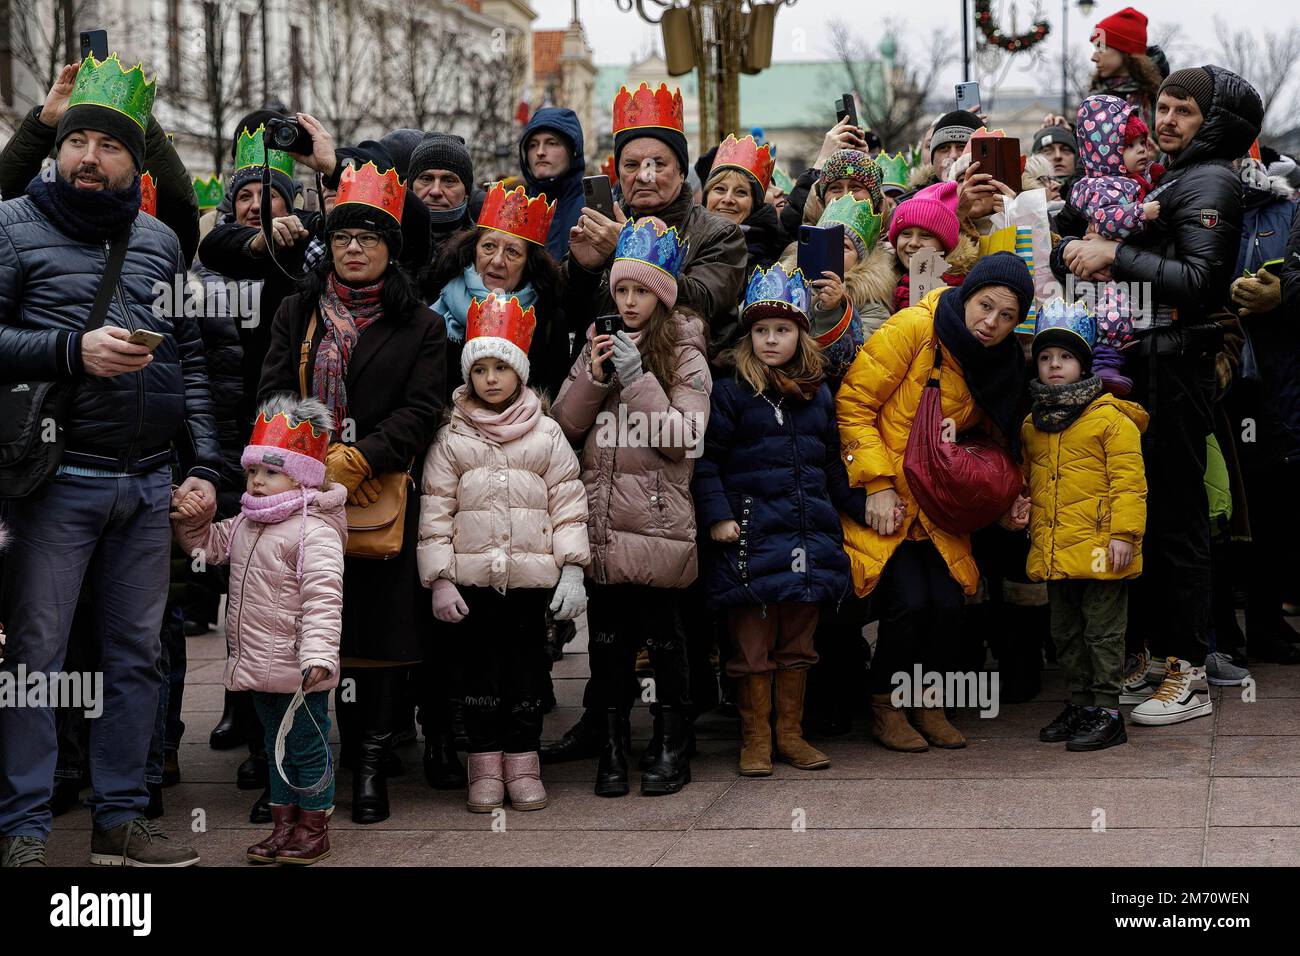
[331,231,382,249]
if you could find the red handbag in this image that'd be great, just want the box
[902,344,1022,534]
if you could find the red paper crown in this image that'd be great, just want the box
[612,82,685,135]
[600,153,616,185]
[336,161,405,225]
[248,410,329,463]
[139,171,157,216]
[477,181,555,246]
[712,134,776,193]
[466,293,538,355]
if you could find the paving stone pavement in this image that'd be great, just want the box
[40,617,1300,867]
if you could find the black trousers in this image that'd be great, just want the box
[585,583,690,713]
[870,540,964,695]
[1126,349,1216,661]
[1242,456,1300,654]
[451,586,551,753]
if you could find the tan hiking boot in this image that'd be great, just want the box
[738,673,774,776]
[870,693,929,752]
[910,706,967,748]
[773,669,830,770]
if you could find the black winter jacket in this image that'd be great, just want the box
[0,196,220,481]
[1051,66,1263,326]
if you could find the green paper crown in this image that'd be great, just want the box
[193,175,225,210]
[876,151,914,189]
[67,54,156,131]
[771,165,795,195]
[818,194,882,256]
[234,125,296,179]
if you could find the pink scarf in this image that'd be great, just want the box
[313,273,384,431]
[226,488,323,581]
[454,385,542,444]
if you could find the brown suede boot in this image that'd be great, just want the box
[275,808,331,865]
[246,804,299,864]
[870,693,929,752]
[737,673,773,776]
[910,706,967,749]
[773,669,830,770]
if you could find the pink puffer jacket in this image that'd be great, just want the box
[552,312,712,588]
[417,386,590,591]
[175,486,348,693]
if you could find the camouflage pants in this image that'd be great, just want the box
[1047,580,1128,709]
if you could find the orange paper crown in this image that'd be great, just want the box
[336,161,405,225]
[139,171,157,216]
[477,181,555,247]
[600,153,616,185]
[248,410,329,464]
[613,82,685,135]
[466,293,537,355]
[1249,139,1262,162]
[712,134,776,194]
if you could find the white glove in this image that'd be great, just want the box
[432,579,468,624]
[610,331,644,386]
[549,564,588,621]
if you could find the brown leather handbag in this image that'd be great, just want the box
[298,310,410,559]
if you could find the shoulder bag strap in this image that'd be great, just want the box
[85,229,132,335]
[298,310,319,399]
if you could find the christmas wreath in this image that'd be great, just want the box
[975,0,1050,52]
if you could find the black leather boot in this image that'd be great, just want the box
[540,709,604,764]
[423,732,467,789]
[638,710,695,769]
[641,706,691,796]
[237,749,268,791]
[594,709,630,798]
[352,669,399,824]
[209,689,245,750]
[249,786,272,824]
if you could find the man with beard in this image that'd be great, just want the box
[0,54,219,868]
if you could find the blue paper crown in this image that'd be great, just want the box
[743,263,810,320]
[1034,297,1096,351]
[613,217,686,280]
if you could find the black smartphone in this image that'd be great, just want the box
[835,93,858,131]
[798,223,845,282]
[582,175,615,220]
[80,30,108,61]
[594,313,623,379]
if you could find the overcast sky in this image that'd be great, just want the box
[533,0,1298,100]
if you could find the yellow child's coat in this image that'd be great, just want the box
[1020,393,1149,581]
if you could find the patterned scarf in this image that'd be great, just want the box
[314,272,384,432]
[1029,375,1104,433]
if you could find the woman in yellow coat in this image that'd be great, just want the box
[837,253,1033,752]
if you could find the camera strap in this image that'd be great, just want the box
[260,160,305,282]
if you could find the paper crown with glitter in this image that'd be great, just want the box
[612,82,685,135]
[241,405,330,487]
[477,181,555,246]
[192,175,224,211]
[711,134,776,194]
[461,294,539,385]
[771,165,795,194]
[336,161,405,225]
[234,125,296,179]
[67,54,156,131]
[875,151,914,191]
[613,216,686,279]
[1034,297,1097,353]
[139,171,157,217]
[818,195,882,259]
[743,263,811,328]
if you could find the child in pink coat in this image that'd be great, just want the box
[173,393,346,866]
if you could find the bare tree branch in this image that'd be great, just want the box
[1210,16,1300,134]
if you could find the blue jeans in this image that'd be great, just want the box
[0,469,171,838]
[251,691,334,811]
[146,605,187,784]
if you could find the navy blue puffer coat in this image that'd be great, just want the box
[693,375,866,610]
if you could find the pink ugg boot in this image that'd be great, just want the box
[503,752,549,811]
[466,751,505,813]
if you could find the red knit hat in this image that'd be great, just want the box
[1091,7,1148,56]
[1123,112,1149,145]
[888,181,960,253]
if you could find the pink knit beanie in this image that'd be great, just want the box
[888,180,960,252]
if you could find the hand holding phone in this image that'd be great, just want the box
[126,328,165,352]
[955,81,981,115]
[582,175,616,220]
[591,313,623,383]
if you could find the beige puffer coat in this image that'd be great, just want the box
[417,386,590,592]
[552,312,712,588]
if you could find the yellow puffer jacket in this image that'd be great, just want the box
[1020,393,1148,581]
[836,288,985,597]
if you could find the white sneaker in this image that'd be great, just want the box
[1204,651,1251,687]
[1119,649,1161,705]
[1129,657,1214,726]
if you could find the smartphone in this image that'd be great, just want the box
[955,81,981,114]
[1257,258,1285,278]
[835,93,859,131]
[972,136,1022,194]
[582,175,615,220]
[798,223,845,282]
[126,328,165,352]
[594,313,623,379]
[80,30,108,61]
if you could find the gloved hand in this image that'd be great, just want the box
[432,579,469,624]
[548,564,588,621]
[1231,270,1281,316]
[610,330,644,386]
[326,443,372,495]
[347,476,383,508]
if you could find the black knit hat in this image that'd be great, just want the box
[1031,125,1077,155]
[379,128,425,181]
[57,105,146,172]
[960,251,1035,320]
[614,127,690,181]
[228,162,299,209]
[930,110,984,162]
[1033,329,1094,374]
[1159,68,1215,118]
[408,133,474,190]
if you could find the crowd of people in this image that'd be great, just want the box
[1,4,1298,868]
